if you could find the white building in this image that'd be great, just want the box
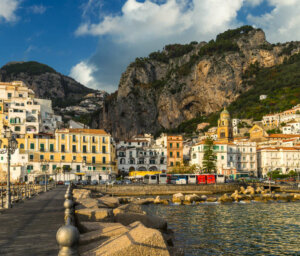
[190,140,257,177]
[257,146,300,177]
[282,121,300,134]
[117,138,167,173]
[260,95,267,100]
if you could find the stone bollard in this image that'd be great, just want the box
[56,224,80,256]
[64,199,74,225]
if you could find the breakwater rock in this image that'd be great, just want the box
[73,189,183,256]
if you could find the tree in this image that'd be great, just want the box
[202,137,216,173]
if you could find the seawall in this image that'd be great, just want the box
[85,184,240,196]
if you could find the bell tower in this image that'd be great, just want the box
[217,108,233,142]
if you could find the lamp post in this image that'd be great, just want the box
[0,126,18,208]
[42,161,49,192]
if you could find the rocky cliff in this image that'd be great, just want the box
[97,26,300,139]
[0,61,94,107]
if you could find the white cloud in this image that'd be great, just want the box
[29,5,47,14]
[247,0,300,42]
[70,61,98,89]
[0,0,19,22]
[76,0,243,43]
[74,0,245,91]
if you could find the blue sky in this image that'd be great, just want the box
[0,0,300,92]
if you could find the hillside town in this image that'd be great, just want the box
[0,81,299,184]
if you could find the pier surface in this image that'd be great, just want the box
[0,186,65,256]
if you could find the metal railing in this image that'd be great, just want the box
[0,183,55,209]
[56,185,79,256]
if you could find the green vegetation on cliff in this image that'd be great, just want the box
[2,61,56,76]
[165,52,300,135]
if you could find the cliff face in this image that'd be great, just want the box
[98,27,300,139]
[0,61,94,106]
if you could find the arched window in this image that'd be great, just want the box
[120,158,125,164]
[129,158,135,164]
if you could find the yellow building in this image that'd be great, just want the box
[217,108,233,142]
[0,128,117,182]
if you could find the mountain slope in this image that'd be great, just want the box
[0,61,95,107]
[98,26,300,139]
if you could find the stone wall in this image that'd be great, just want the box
[85,184,240,196]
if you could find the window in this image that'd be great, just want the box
[221,146,224,150]
[243,163,245,168]
[61,134,65,140]
[170,152,173,157]
[102,137,105,143]
[52,165,57,171]
[61,144,65,152]
[72,145,76,153]
[176,162,180,166]
[170,143,173,148]
[61,155,65,160]
[73,156,76,161]
[88,167,92,171]
[76,165,80,171]
[176,143,179,148]
[72,135,76,142]
[50,155,54,160]
[150,159,155,164]
[102,146,106,153]
[30,143,35,150]
[7,93,12,98]
[92,146,96,153]
[40,155,44,160]
[162,152,164,156]
[40,144,44,152]
[83,136,86,142]
[29,155,34,160]
[32,110,36,114]
[170,161,173,166]
[15,126,21,132]
[250,148,253,152]
[92,136,95,143]
[221,155,224,160]
[243,156,246,161]
[20,143,24,149]
[92,157,96,164]
[50,144,54,152]
[102,167,106,171]
[102,157,106,164]
[19,94,23,97]
[83,156,87,162]
[93,167,96,171]
[83,145,87,153]
[177,152,180,158]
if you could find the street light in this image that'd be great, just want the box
[0,126,18,208]
[41,161,49,192]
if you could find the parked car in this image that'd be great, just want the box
[124,179,132,185]
[64,181,71,186]
[106,180,116,185]
[80,180,88,186]
[91,180,98,185]
[57,181,64,185]
[99,180,106,185]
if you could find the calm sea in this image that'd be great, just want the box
[143,202,300,256]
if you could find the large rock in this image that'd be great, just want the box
[218,194,233,203]
[172,193,184,204]
[114,212,167,230]
[76,198,99,209]
[79,222,129,245]
[76,208,113,222]
[132,198,155,205]
[184,194,201,203]
[206,197,217,202]
[293,193,300,200]
[73,189,91,200]
[98,196,120,208]
[113,203,145,215]
[154,196,169,205]
[81,221,170,256]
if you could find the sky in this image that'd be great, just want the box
[1,0,300,92]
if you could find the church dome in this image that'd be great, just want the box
[220,108,231,120]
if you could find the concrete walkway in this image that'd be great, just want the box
[0,186,66,256]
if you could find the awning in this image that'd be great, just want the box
[75,173,85,175]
